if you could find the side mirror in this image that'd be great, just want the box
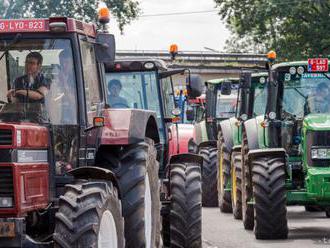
[171,108,182,117]
[95,33,116,63]
[186,109,194,121]
[186,74,203,98]
[221,81,232,95]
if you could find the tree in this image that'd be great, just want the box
[0,0,140,31]
[214,0,330,60]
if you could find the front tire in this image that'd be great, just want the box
[170,162,202,248]
[200,147,218,207]
[54,181,125,248]
[114,141,161,248]
[217,131,232,213]
[252,156,288,240]
[231,152,242,219]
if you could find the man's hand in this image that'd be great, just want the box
[6,89,15,97]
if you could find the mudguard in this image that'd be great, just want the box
[248,148,286,162]
[219,119,234,150]
[169,153,204,168]
[242,118,260,151]
[99,109,160,145]
[69,166,120,196]
[193,120,208,145]
[199,140,217,149]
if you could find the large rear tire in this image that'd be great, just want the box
[116,141,161,248]
[54,181,125,248]
[252,156,288,240]
[231,152,242,219]
[241,131,254,230]
[200,147,218,207]
[169,162,202,248]
[217,131,232,213]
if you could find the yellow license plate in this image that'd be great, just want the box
[0,222,15,237]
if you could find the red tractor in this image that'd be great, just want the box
[105,59,203,247]
[0,13,202,248]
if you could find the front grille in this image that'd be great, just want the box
[307,131,330,167]
[0,167,14,197]
[0,129,12,145]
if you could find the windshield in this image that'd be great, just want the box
[253,84,268,116]
[0,38,77,124]
[280,72,330,117]
[216,88,238,119]
[106,71,165,138]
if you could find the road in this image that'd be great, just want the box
[202,206,330,248]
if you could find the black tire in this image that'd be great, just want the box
[305,205,323,212]
[169,162,202,248]
[200,147,218,207]
[241,131,254,230]
[231,152,242,219]
[252,156,288,240]
[217,131,232,213]
[325,207,330,218]
[54,180,125,248]
[112,141,161,248]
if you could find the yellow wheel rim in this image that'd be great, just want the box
[231,160,237,205]
[219,147,224,193]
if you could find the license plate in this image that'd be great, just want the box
[0,222,15,237]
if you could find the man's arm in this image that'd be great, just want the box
[14,86,48,100]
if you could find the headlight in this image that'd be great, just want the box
[0,197,13,208]
[311,148,330,160]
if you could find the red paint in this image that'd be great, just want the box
[168,124,195,157]
[308,58,329,72]
[0,18,97,37]
[0,163,49,217]
[0,124,48,149]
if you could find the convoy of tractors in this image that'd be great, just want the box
[0,4,329,248]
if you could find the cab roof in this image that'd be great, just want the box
[206,77,239,85]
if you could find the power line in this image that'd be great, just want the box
[139,10,217,18]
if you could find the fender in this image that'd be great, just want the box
[193,120,208,146]
[248,148,286,162]
[100,109,160,145]
[168,123,195,156]
[69,166,120,196]
[169,153,203,168]
[199,140,217,149]
[219,119,234,151]
[242,118,260,151]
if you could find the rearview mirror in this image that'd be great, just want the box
[95,33,116,63]
[186,74,203,98]
[221,81,232,95]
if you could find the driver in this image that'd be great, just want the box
[108,79,128,108]
[7,52,50,103]
[307,82,329,113]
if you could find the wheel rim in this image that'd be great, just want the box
[98,210,118,248]
[144,173,152,248]
[232,160,237,205]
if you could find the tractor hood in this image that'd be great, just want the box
[304,114,330,131]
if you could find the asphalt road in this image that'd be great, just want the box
[202,206,330,248]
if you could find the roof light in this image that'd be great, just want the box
[259,77,266,84]
[49,22,67,32]
[169,44,178,60]
[115,63,121,70]
[144,62,155,69]
[267,50,276,61]
[98,2,110,24]
[289,67,296,75]
[297,66,304,75]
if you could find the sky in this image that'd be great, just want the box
[108,0,230,52]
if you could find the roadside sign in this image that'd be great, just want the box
[308,58,329,72]
[0,19,46,33]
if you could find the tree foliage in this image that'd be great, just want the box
[0,0,140,31]
[215,0,330,60]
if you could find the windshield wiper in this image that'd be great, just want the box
[0,33,22,61]
[322,73,330,80]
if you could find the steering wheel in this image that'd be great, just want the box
[111,102,129,108]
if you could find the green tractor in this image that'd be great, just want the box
[242,56,330,239]
[189,78,239,207]
[217,72,268,218]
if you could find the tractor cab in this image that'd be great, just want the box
[204,78,239,140]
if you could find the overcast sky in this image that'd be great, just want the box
[108,0,230,51]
